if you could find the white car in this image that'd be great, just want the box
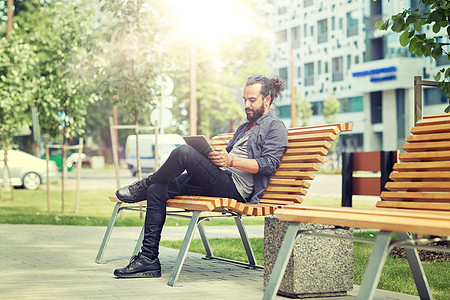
[0,149,60,190]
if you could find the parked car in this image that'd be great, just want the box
[66,153,91,169]
[44,148,73,171]
[0,149,60,190]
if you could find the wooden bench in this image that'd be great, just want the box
[95,122,353,286]
[263,113,450,300]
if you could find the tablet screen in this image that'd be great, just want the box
[183,135,214,157]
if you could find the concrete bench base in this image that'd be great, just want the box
[263,217,353,298]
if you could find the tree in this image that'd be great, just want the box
[96,0,172,125]
[13,0,99,141]
[295,91,312,127]
[375,0,450,112]
[0,35,37,199]
[322,92,340,123]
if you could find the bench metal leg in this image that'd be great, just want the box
[95,202,122,264]
[263,222,300,300]
[234,216,257,267]
[168,210,201,287]
[131,226,145,260]
[357,231,393,300]
[397,232,432,300]
[197,221,214,258]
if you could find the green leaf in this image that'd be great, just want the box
[392,17,406,32]
[435,72,441,81]
[375,20,384,30]
[432,46,443,59]
[432,23,441,33]
[399,30,410,47]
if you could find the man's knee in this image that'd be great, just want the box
[173,144,196,159]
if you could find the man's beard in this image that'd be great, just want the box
[246,105,265,123]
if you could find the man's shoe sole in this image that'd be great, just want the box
[114,270,161,278]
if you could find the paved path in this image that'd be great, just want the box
[0,224,419,300]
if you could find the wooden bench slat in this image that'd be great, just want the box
[393,161,450,171]
[265,186,307,195]
[406,132,450,143]
[284,147,328,155]
[259,199,295,205]
[275,206,450,236]
[376,201,450,211]
[416,115,450,126]
[389,171,450,181]
[281,154,324,163]
[288,125,340,135]
[277,163,319,171]
[398,151,450,162]
[385,181,450,191]
[272,171,316,180]
[260,193,303,203]
[268,179,311,188]
[410,123,450,135]
[380,191,450,202]
[402,141,450,152]
[288,132,337,142]
[166,199,216,211]
[288,141,332,149]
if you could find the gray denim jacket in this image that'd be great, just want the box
[226,110,288,204]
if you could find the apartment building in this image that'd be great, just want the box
[271,0,449,152]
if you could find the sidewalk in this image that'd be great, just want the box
[0,224,419,300]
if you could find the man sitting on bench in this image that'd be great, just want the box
[113,75,289,279]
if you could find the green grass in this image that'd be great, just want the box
[160,232,450,300]
[0,188,265,226]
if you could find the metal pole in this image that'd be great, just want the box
[414,76,422,125]
[290,48,296,128]
[109,117,121,189]
[189,38,197,135]
[74,138,83,214]
[46,138,50,213]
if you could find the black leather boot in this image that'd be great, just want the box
[115,177,150,203]
[114,253,161,278]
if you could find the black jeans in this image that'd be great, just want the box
[141,144,243,259]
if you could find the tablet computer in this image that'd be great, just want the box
[183,135,214,157]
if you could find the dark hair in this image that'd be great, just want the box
[245,75,285,105]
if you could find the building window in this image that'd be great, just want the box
[339,18,343,30]
[318,61,322,75]
[424,88,448,105]
[297,67,301,78]
[310,25,314,37]
[332,56,343,82]
[312,101,323,115]
[324,61,329,73]
[276,30,287,43]
[340,96,363,113]
[278,6,287,15]
[291,26,300,49]
[303,24,307,37]
[318,19,328,43]
[304,0,313,8]
[331,16,335,31]
[347,11,359,37]
[355,55,360,64]
[279,67,288,83]
[347,55,352,70]
[305,62,314,86]
[370,91,382,124]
